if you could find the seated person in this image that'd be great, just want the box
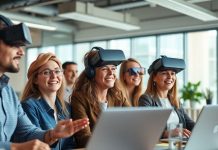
[139,56,195,138]
[21,53,86,150]
[71,47,130,148]
[119,58,145,106]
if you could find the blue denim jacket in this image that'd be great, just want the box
[0,74,45,150]
[22,97,77,150]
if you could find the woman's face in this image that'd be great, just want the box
[35,60,63,94]
[153,70,176,91]
[94,65,117,90]
[123,61,142,87]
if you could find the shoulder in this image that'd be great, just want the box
[138,93,155,106]
[22,97,42,111]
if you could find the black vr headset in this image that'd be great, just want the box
[0,15,32,46]
[148,56,186,75]
[85,47,126,79]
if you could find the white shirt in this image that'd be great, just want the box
[99,101,108,111]
[159,98,179,125]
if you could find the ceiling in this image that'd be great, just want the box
[0,0,218,46]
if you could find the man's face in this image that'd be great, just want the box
[0,40,25,74]
[63,64,78,85]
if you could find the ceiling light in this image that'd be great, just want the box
[146,0,218,21]
[12,20,56,31]
[58,1,140,31]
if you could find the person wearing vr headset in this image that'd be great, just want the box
[119,58,145,106]
[71,47,130,148]
[0,15,88,150]
[139,56,195,138]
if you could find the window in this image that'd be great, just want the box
[74,43,90,73]
[56,44,73,63]
[132,36,156,88]
[187,30,217,104]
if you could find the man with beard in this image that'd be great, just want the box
[62,61,78,102]
[0,15,89,150]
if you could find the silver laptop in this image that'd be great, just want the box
[184,105,218,150]
[86,107,172,150]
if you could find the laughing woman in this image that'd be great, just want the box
[71,47,130,148]
[139,56,195,138]
[119,58,145,106]
[21,53,88,150]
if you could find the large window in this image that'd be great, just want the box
[187,30,217,104]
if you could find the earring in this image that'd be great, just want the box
[153,81,156,87]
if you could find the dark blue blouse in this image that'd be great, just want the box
[22,97,76,150]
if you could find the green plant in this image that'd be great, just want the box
[203,88,213,104]
[180,81,203,103]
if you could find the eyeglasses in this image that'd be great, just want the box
[38,69,63,77]
[126,67,145,76]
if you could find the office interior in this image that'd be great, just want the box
[1,0,218,113]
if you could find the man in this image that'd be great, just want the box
[62,61,78,102]
[0,15,88,150]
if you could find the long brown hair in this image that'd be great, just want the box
[72,50,128,114]
[21,53,68,115]
[145,71,180,108]
[119,58,143,106]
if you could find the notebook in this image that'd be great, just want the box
[86,107,172,150]
[184,105,218,150]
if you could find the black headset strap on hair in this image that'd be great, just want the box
[0,15,13,27]
[91,46,104,51]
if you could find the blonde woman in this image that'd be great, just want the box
[71,47,130,148]
[21,53,88,150]
[119,58,145,106]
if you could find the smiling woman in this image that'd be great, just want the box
[20,53,81,150]
[70,47,130,148]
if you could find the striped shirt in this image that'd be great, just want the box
[0,74,46,150]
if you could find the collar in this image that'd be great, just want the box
[0,74,9,90]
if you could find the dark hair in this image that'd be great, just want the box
[62,61,77,69]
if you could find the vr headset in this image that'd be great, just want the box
[127,67,145,76]
[0,15,32,46]
[88,47,126,67]
[148,56,186,74]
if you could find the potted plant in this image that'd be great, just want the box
[180,81,203,108]
[203,88,213,105]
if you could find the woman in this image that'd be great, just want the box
[21,53,88,150]
[71,48,130,148]
[139,56,195,138]
[119,58,145,106]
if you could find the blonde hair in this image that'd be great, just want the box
[21,53,68,114]
[119,58,143,106]
[72,50,128,114]
[145,72,180,108]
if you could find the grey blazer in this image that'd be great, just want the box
[139,93,195,131]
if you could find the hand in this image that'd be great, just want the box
[11,139,50,150]
[169,128,191,138]
[183,128,191,138]
[52,118,89,139]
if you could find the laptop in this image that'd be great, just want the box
[184,105,218,150]
[86,107,172,150]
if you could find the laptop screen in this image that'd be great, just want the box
[86,107,172,150]
[184,105,218,150]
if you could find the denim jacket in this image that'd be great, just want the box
[22,97,76,150]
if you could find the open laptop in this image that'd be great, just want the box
[86,107,172,150]
[184,105,218,150]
